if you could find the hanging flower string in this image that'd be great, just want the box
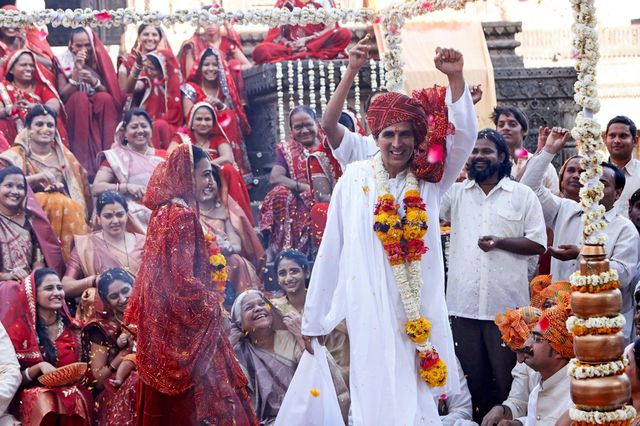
[308,59,316,113]
[287,60,295,110]
[319,61,327,114]
[297,59,304,106]
[372,153,446,387]
[354,68,361,120]
[275,62,286,143]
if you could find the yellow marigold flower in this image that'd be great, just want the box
[405,317,431,343]
[405,190,420,198]
[420,359,447,387]
[309,388,320,397]
[404,226,426,241]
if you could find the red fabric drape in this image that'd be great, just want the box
[124,144,257,424]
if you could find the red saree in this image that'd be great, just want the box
[57,28,123,179]
[259,139,314,256]
[0,272,94,426]
[307,139,342,246]
[132,49,184,150]
[182,47,253,182]
[124,144,257,425]
[82,309,138,426]
[171,102,253,223]
[252,0,351,64]
[0,49,68,146]
[177,30,247,102]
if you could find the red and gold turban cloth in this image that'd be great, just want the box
[495,306,542,350]
[539,304,574,359]
[366,87,455,182]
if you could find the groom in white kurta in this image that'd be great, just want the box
[301,48,478,425]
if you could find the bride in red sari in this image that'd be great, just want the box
[1,268,94,425]
[124,144,257,425]
[169,102,253,223]
[180,47,253,183]
[252,0,351,64]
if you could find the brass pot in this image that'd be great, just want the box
[571,375,631,410]
[579,244,608,275]
[571,289,622,318]
[573,334,624,363]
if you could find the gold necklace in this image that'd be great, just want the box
[0,208,23,221]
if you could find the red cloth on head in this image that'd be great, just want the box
[137,49,184,129]
[1,272,79,368]
[124,144,257,424]
[366,88,454,182]
[83,28,124,109]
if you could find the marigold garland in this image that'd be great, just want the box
[372,153,445,388]
[204,232,227,292]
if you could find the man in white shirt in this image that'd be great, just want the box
[498,305,573,426]
[492,106,559,193]
[521,127,639,340]
[606,116,640,218]
[440,129,547,421]
[0,322,20,426]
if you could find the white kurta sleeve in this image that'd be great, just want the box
[302,172,348,336]
[543,163,559,194]
[502,363,532,419]
[438,85,479,197]
[330,126,376,169]
[0,323,20,418]
[520,150,563,228]
[522,187,547,247]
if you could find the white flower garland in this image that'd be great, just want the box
[568,358,627,380]
[287,61,295,110]
[370,58,378,92]
[275,62,286,144]
[372,154,437,358]
[569,269,618,289]
[297,59,304,106]
[566,314,625,334]
[569,0,606,245]
[319,61,327,115]
[569,406,636,424]
[340,65,349,110]
[378,58,386,89]
[308,60,316,113]
[354,68,361,120]
[328,61,336,101]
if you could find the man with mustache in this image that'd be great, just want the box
[492,106,559,194]
[521,127,639,340]
[605,115,639,219]
[440,129,547,420]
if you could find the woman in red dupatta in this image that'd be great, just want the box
[169,102,253,223]
[118,25,171,95]
[124,144,257,425]
[252,0,351,64]
[178,21,250,101]
[82,267,138,426]
[1,268,94,426]
[259,106,319,258]
[181,47,253,183]
[130,49,184,150]
[0,49,67,148]
[199,164,265,301]
[0,5,57,81]
[0,165,64,320]
[56,27,123,180]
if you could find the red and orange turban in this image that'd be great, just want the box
[530,274,571,309]
[495,306,542,350]
[539,304,574,359]
[366,86,454,182]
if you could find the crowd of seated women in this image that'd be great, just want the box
[0,2,360,423]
